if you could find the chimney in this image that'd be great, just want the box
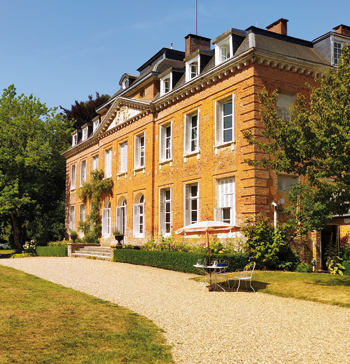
[185,34,211,58]
[333,24,350,37]
[266,18,288,36]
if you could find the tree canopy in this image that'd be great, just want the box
[0,85,73,249]
[243,46,350,230]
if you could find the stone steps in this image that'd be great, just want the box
[71,246,113,260]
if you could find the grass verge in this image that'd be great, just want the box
[0,265,173,363]
[225,271,350,307]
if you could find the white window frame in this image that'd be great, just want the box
[331,38,348,65]
[70,164,76,190]
[102,199,111,237]
[92,155,99,171]
[105,148,112,178]
[159,188,172,236]
[133,195,145,238]
[69,205,75,231]
[160,122,172,162]
[116,198,127,236]
[184,183,200,226]
[134,133,145,170]
[277,93,296,122]
[184,110,200,155]
[186,55,200,82]
[79,203,86,237]
[215,94,235,146]
[160,73,172,96]
[119,141,128,174]
[72,134,78,146]
[215,178,235,225]
[80,160,87,186]
[93,119,100,133]
[215,35,232,66]
[82,127,88,141]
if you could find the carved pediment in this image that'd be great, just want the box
[107,106,141,131]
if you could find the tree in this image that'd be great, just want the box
[0,85,73,250]
[243,46,350,230]
[60,92,110,130]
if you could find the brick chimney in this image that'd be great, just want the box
[333,24,350,37]
[185,34,211,58]
[266,18,288,36]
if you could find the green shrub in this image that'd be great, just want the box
[48,240,68,247]
[296,262,313,273]
[112,249,248,274]
[36,246,67,257]
[343,260,350,275]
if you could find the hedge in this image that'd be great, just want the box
[112,249,249,274]
[36,246,67,257]
[343,260,350,275]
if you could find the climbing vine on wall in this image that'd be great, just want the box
[77,169,113,244]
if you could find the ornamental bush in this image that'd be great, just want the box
[36,246,67,257]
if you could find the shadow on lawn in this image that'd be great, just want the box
[216,280,269,292]
[303,278,350,287]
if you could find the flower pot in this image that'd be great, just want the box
[70,234,78,243]
[114,235,124,245]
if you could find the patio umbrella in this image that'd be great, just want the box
[175,220,241,289]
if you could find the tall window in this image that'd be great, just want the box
[215,95,235,144]
[277,93,295,122]
[119,141,128,173]
[116,198,127,235]
[80,160,87,185]
[102,199,111,236]
[70,164,76,190]
[135,133,145,169]
[79,204,86,236]
[133,194,145,237]
[159,188,172,235]
[92,155,99,171]
[216,179,235,224]
[160,123,172,161]
[105,148,112,177]
[185,183,199,225]
[69,205,75,231]
[185,111,200,154]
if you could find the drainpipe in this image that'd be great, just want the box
[271,202,277,231]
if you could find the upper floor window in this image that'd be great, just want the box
[135,133,145,169]
[82,127,88,141]
[184,110,200,154]
[80,160,87,185]
[70,164,76,190]
[119,141,128,173]
[102,199,111,236]
[185,183,199,226]
[215,95,235,145]
[186,56,200,82]
[160,74,172,96]
[92,155,99,171]
[160,122,172,161]
[105,148,112,178]
[159,188,172,236]
[133,194,145,237]
[277,93,295,122]
[215,178,235,224]
[215,36,232,65]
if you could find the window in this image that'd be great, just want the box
[185,183,199,225]
[70,164,76,190]
[72,134,78,146]
[160,123,172,161]
[105,148,112,178]
[160,74,172,96]
[80,160,86,185]
[186,56,200,81]
[69,205,75,231]
[116,198,127,235]
[119,141,128,173]
[333,41,349,65]
[184,111,200,154]
[277,93,295,122]
[278,175,298,211]
[82,128,88,141]
[216,179,235,224]
[92,155,99,171]
[135,133,145,169]
[93,119,100,133]
[215,37,231,65]
[159,188,172,235]
[133,194,145,237]
[215,95,235,145]
[79,204,86,236]
[102,199,111,236]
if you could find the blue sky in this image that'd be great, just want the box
[1,0,350,111]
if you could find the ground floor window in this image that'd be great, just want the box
[159,188,172,235]
[116,197,127,235]
[133,194,144,237]
[216,178,235,224]
[102,199,111,236]
[185,183,199,225]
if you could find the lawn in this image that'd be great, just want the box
[0,265,173,364]
[225,270,350,307]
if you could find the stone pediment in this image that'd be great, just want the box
[107,106,141,131]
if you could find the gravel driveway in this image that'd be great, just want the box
[1,257,349,364]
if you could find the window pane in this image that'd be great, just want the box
[191,211,197,223]
[224,129,232,142]
[165,190,170,200]
[224,103,232,115]
[224,116,232,129]
[191,185,197,197]
[223,208,231,223]
[191,199,197,210]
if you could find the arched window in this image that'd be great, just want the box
[133,194,144,237]
[116,197,127,235]
[102,199,111,236]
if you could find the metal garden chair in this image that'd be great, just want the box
[231,261,256,292]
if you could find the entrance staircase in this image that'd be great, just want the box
[71,246,113,260]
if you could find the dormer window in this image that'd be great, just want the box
[186,55,200,82]
[72,134,78,146]
[160,73,173,96]
[215,35,232,66]
[93,119,100,133]
[82,127,88,141]
[122,78,129,89]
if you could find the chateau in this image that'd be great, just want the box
[63,19,350,269]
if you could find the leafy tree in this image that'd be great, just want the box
[0,85,73,250]
[60,92,110,130]
[243,46,350,230]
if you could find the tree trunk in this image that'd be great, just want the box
[10,213,22,251]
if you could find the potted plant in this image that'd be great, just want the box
[112,229,124,245]
[69,230,78,243]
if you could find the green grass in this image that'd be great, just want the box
[0,265,173,364]
[225,270,350,307]
[0,250,16,256]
